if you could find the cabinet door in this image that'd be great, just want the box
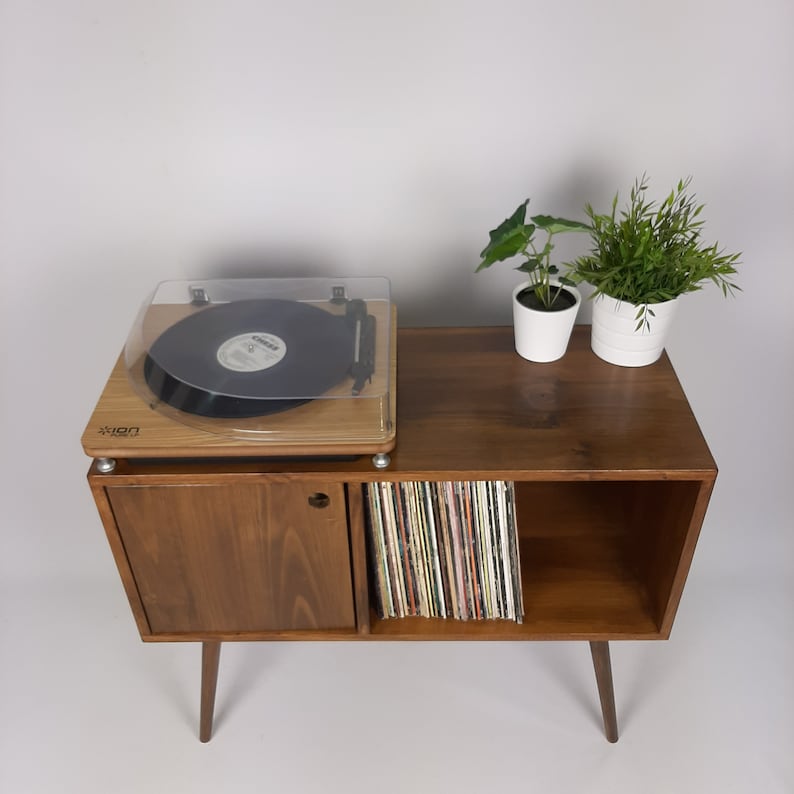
[106,482,355,634]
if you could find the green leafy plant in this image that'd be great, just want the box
[477,200,590,310]
[572,175,741,330]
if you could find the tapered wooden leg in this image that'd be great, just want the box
[589,641,619,743]
[199,642,221,742]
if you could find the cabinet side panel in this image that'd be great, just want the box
[656,478,715,635]
[88,478,152,637]
[107,482,355,634]
[626,480,712,636]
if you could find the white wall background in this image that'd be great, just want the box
[1,2,792,792]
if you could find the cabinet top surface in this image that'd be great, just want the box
[87,326,716,479]
[385,325,715,478]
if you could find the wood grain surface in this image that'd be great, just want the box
[107,482,355,633]
[86,325,717,642]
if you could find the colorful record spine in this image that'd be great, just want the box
[363,481,523,622]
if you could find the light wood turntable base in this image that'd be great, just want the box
[82,305,396,459]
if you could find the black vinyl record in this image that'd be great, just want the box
[143,299,355,418]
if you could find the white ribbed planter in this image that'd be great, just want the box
[591,294,679,367]
[512,281,581,363]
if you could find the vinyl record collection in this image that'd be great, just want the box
[364,481,524,622]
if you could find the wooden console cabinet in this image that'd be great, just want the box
[85,326,717,742]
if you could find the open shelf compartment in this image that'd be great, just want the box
[365,479,705,640]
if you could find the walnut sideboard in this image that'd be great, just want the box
[83,325,717,742]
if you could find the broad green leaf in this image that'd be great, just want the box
[516,258,541,273]
[477,200,535,269]
[486,200,528,246]
[530,214,590,233]
[477,223,533,269]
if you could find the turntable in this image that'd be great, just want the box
[81,277,396,463]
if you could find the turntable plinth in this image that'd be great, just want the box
[84,326,717,744]
[82,302,397,459]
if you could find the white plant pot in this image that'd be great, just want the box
[512,281,581,363]
[590,294,679,367]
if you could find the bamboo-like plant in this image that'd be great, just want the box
[477,200,589,310]
[572,175,741,330]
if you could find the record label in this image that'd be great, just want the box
[216,332,287,373]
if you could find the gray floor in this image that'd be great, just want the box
[2,555,791,793]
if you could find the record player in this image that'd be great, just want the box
[82,277,396,464]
